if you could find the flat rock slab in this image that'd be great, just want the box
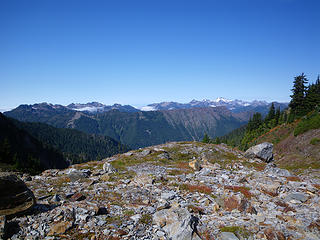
[220,232,239,240]
[285,193,309,203]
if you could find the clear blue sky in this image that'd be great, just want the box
[0,0,319,111]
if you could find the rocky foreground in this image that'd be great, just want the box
[1,142,320,240]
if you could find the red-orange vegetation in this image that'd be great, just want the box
[200,229,215,240]
[181,184,212,195]
[176,162,193,171]
[224,185,253,199]
[285,176,301,182]
[261,188,279,197]
[313,184,320,190]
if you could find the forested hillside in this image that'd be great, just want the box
[5,106,249,149]
[12,120,129,164]
[0,113,68,174]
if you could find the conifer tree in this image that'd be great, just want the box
[275,107,281,125]
[202,133,210,143]
[214,137,221,144]
[289,73,308,117]
[247,113,263,131]
[305,75,320,111]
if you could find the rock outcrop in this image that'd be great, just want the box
[1,142,320,239]
[153,204,200,240]
[245,142,274,162]
[0,172,36,216]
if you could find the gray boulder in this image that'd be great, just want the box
[264,164,291,177]
[153,206,200,240]
[285,193,309,203]
[0,172,36,216]
[102,163,117,174]
[67,169,90,182]
[139,149,152,157]
[244,142,273,162]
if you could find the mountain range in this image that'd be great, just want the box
[141,97,288,115]
[4,98,288,149]
[12,98,287,115]
[64,98,288,114]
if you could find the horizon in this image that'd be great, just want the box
[0,96,289,113]
[1,0,319,111]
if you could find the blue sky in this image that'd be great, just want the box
[0,0,319,111]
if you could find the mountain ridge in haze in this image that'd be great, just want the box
[3,97,288,115]
[5,105,250,149]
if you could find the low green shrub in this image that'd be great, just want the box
[294,112,320,136]
[310,138,320,145]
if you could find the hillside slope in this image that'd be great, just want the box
[252,112,320,171]
[0,113,68,173]
[11,120,129,164]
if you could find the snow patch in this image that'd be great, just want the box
[140,106,156,111]
[71,106,104,112]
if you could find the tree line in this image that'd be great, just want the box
[202,73,320,150]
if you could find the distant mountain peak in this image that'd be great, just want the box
[141,98,288,113]
[214,97,232,103]
[66,102,139,113]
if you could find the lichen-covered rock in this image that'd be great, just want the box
[245,142,273,162]
[189,159,201,171]
[102,162,117,174]
[153,206,201,240]
[0,172,36,216]
[67,168,90,181]
[48,221,73,236]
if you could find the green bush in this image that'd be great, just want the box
[310,138,320,145]
[294,112,320,136]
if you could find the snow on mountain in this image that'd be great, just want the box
[214,97,232,103]
[141,98,288,113]
[141,106,157,111]
[66,102,139,113]
[72,106,105,112]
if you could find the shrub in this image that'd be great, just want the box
[139,214,152,225]
[310,138,320,145]
[294,112,320,136]
[220,226,251,238]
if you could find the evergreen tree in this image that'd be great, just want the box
[202,133,210,143]
[266,103,275,122]
[247,113,263,131]
[275,107,281,125]
[289,73,308,117]
[305,75,320,111]
[0,138,12,164]
[214,137,221,144]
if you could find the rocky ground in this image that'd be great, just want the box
[1,142,320,240]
